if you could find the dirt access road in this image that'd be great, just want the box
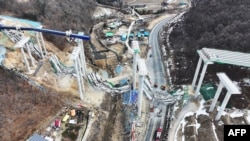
[168,101,199,141]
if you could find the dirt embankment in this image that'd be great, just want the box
[86,94,126,141]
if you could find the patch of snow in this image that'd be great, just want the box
[216,106,227,116]
[229,109,244,118]
[243,78,250,83]
[196,98,209,117]
[243,78,250,86]
[17,0,29,2]
[195,119,200,135]
[173,102,179,111]
[218,120,224,126]
[181,119,187,131]
[93,7,113,18]
[186,124,195,127]
[165,60,172,85]
[246,111,250,124]
[185,111,194,117]
[212,122,219,141]
[175,89,184,95]
[175,112,194,141]
[232,81,241,91]
[206,87,214,90]
[181,120,187,141]
[167,0,175,3]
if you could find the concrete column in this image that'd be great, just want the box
[79,47,86,77]
[77,57,85,96]
[39,32,47,55]
[78,32,87,77]
[21,47,31,73]
[133,53,138,90]
[191,57,202,90]
[215,91,232,120]
[195,63,208,97]
[209,82,224,112]
[129,89,132,104]
[74,59,84,100]
[77,55,84,78]
[26,44,35,67]
[51,57,61,73]
[138,75,144,117]
[36,33,44,59]
[82,47,87,77]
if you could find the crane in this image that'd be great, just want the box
[0,25,90,40]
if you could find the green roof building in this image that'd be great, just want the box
[105,32,114,37]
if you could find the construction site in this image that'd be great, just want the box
[0,0,250,141]
[0,2,162,140]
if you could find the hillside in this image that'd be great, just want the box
[0,1,97,140]
[0,67,65,141]
[164,0,250,108]
[0,0,95,50]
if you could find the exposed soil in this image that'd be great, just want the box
[86,94,126,141]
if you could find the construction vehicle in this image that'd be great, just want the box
[150,103,154,112]
[155,127,162,141]
[157,108,162,117]
[160,85,166,90]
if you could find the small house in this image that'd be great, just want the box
[105,32,114,38]
[121,34,127,41]
[62,114,70,122]
[71,109,76,116]
[54,119,61,128]
[140,28,145,34]
[108,21,122,29]
[136,32,142,38]
[44,136,53,141]
[129,33,134,39]
[144,31,150,37]
[69,119,77,124]
[26,133,47,141]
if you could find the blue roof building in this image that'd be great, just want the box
[121,34,127,41]
[144,31,150,37]
[115,64,123,74]
[26,133,47,141]
[120,79,128,86]
[137,32,142,37]
[122,90,138,105]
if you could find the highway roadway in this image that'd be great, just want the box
[145,13,179,141]
[144,109,162,141]
[147,17,175,89]
[144,102,174,141]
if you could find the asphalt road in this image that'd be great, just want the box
[145,118,154,141]
[144,14,176,141]
[147,17,174,89]
[145,116,161,141]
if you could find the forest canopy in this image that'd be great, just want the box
[167,0,250,84]
[0,0,95,50]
